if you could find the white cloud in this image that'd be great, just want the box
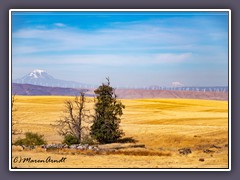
[13,53,192,66]
[13,46,39,54]
[153,53,192,63]
[12,22,196,55]
[12,18,228,67]
[54,23,66,27]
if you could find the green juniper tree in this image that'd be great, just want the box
[90,78,125,144]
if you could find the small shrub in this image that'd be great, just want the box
[117,137,137,143]
[14,132,46,146]
[81,136,95,145]
[63,134,79,146]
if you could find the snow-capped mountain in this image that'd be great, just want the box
[13,69,93,88]
[27,69,54,79]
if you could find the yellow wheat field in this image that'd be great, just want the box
[11,96,229,169]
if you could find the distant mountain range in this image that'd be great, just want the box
[13,69,93,88]
[12,83,228,101]
[12,69,228,100]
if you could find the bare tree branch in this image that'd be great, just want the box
[55,92,92,143]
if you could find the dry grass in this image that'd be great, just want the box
[12,96,228,169]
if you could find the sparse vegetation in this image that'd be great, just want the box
[90,78,125,144]
[105,149,171,157]
[14,132,46,146]
[81,135,95,145]
[117,137,137,143]
[63,134,79,146]
[62,134,95,147]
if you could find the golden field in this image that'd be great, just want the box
[11,96,229,169]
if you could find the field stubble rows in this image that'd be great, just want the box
[12,96,228,168]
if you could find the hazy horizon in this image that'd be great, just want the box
[12,11,229,87]
[13,68,229,89]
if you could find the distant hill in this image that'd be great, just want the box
[12,83,90,96]
[12,83,228,101]
[114,89,228,101]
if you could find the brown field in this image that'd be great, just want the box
[11,96,229,169]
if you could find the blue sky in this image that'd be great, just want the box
[12,11,229,87]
